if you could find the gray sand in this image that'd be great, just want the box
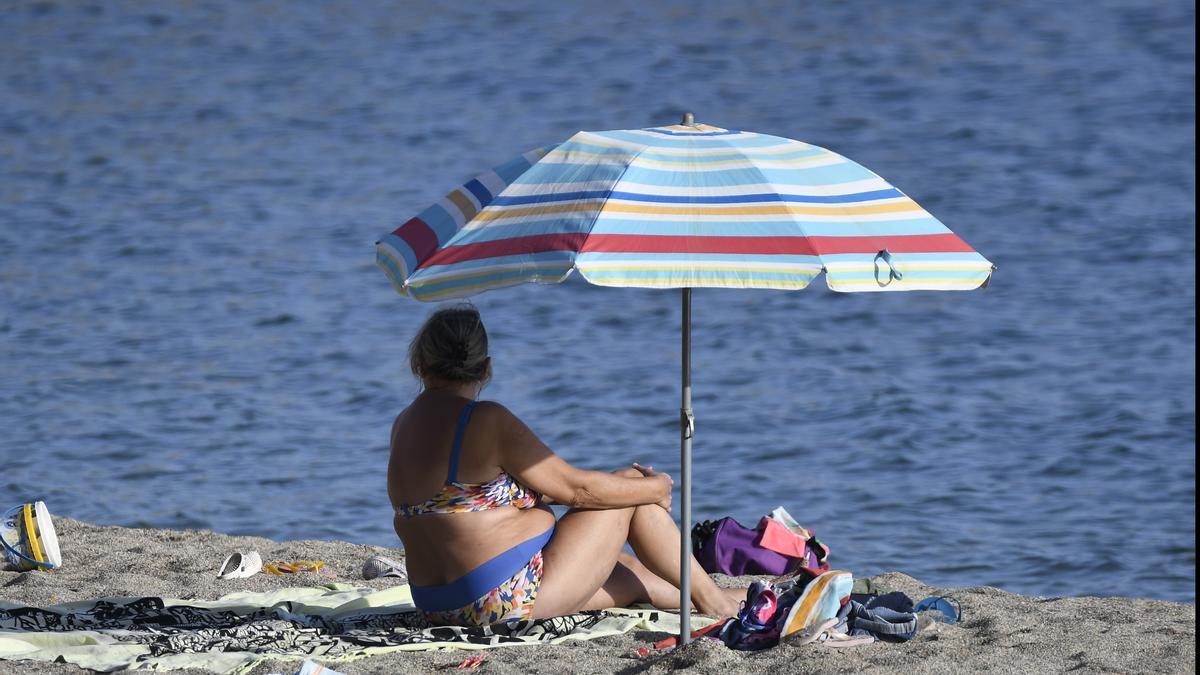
[1,518,1194,674]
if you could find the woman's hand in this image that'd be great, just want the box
[632,463,674,512]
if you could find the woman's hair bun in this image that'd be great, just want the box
[409,304,489,383]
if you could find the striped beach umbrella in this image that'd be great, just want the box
[376,115,993,641]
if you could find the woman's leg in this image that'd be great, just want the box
[535,472,740,618]
[531,502,635,618]
[577,552,684,611]
[577,553,746,613]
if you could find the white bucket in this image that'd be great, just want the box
[1,501,62,571]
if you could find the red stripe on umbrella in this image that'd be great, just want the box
[420,232,589,268]
[419,232,977,268]
[392,217,440,263]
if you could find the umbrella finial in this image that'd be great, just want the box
[681,112,696,127]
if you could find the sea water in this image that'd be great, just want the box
[0,0,1194,602]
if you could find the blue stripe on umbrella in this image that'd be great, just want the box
[416,203,462,243]
[595,130,784,148]
[463,179,493,207]
[616,163,877,187]
[490,188,904,206]
[639,128,744,136]
[377,233,418,274]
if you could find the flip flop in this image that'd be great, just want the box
[217,551,262,579]
[264,560,335,577]
[914,596,961,624]
[362,554,407,580]
[816,629,875,649]
[784,617,838,646]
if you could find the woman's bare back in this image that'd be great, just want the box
[387,392,554,585]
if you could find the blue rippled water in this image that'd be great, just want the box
[1,0,1194,602]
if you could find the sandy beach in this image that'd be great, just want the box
[0,518,1193,674]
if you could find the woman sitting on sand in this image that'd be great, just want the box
[389,305,742,626]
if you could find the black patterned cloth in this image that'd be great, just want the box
[0,588,683,672]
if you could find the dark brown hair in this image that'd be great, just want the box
[409,305,490,383]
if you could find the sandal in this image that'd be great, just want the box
[362,554,407,581]
[217,551,263,579]
[914,595,961,624]
[816,627,875,649]
[785,617,838,646]
[263,560,335,577]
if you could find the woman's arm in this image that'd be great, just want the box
[488,402,672,510]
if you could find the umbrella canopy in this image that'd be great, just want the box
[376,118,992,643]
[377,122,993,299]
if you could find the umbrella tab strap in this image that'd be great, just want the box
[680,409,695,439]
[874,249,904,287]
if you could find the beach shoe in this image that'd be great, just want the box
[914,595,961,624]
[217,551,263,579]
[815,627,875,649]
[784,617,838,646]
[263,560,335,577]
[780,570,853,639]
[1,501,62,571]
[361,554,407,581]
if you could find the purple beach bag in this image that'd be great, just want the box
[693,517,828,577]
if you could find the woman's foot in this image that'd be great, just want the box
[696,586,744,617]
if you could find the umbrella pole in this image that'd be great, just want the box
[679,287,694,645]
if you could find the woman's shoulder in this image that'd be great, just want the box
[473,399,508,412]
[392,398,524,442]
[471,399,516,425]
[472,400,539,440]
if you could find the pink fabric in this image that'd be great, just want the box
[756,517,809,558]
